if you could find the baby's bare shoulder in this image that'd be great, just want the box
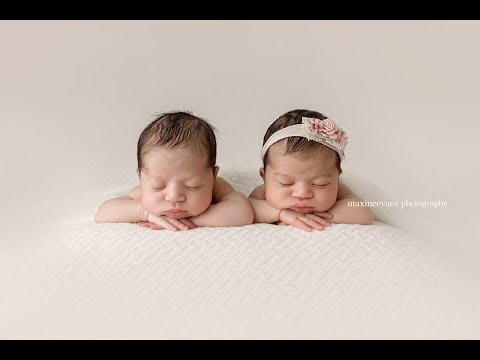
[125,185,142,200]
[337,181,356,200]
[248,184,265,199]
[213,177,236,200]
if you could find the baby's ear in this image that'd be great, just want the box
[213,165,220,178]
[259,167,265,179]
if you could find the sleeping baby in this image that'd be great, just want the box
[95,111,254,230]
[249,108,374,231]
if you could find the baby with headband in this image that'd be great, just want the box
[249,109,373,231]
[95,111,254,231]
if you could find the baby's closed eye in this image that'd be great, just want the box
[313,183,330,188]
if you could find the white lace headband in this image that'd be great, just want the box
[261,117,349,162]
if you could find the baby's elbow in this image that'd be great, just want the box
[94,203,110,223]
[238,201,255,226]
[231,199,254,226]
[245,204,255,225]
[358,209,374,225]
[94,209,106,223]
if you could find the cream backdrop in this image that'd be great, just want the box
[1,20,479,262]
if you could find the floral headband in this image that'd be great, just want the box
[261,117,349,162]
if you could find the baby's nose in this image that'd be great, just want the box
[292,184,313,198]
[165,187,185,202]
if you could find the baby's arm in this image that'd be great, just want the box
[248,185,331,231]
[95,186,148,223]
[189,177,254,227]
[248,185,281,223]
[95,186,194,231]
[328,182,374,225]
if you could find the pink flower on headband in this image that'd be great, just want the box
[306,118,347,145]
[336,129,346,144]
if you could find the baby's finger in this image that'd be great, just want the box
[147,214,178,231]
[299,216,325,231]
[313,212,333,219]
[291,219,313,232]
[179,218,196,229]
[164,217,189,231]
[137,222,164,230]
[304,213,331,227]
[153,217,179,231]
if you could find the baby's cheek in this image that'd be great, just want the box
[265,187,286,208]
[317,190,337,211]
[141,194,161,213]
[189,191,213,215]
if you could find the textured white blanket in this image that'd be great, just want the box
[2,169,480,339]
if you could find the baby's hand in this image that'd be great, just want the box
[278,209,332,232]
[143,213,196,231]
[137,221,164,230]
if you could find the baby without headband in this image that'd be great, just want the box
[261,117,349,162]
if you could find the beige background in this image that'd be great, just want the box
[1,20,479,260]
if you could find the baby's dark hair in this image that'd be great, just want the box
[137,111,217,173]
[263,109,342,174]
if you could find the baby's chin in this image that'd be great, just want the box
[160,206,209,219]
[160,211,191,219]
[279,202,335,214]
